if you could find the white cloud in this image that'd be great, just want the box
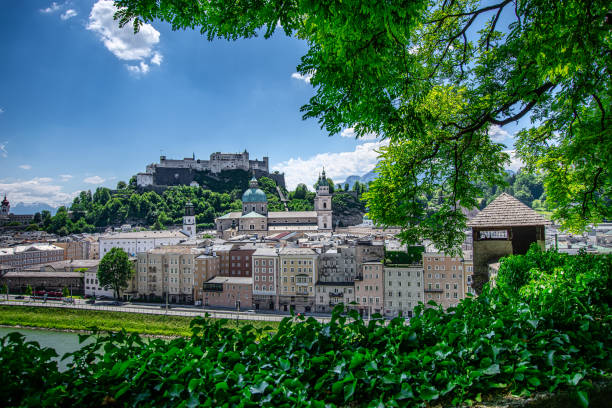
[19,164,32,170]
[150,52,163,65]
[83,176,106,184]
[126,61,150,75]
[40,2,61,13]
[0,141,7,158]
[340,127,378,141]
[273,140,388,190]
[87,0,162,73]
[503,149,524,172]
[488,125,512,143]
[0,177,77,207]
[291,72,313,83]
[0,107,4,114]
[61,9,78,20]
[59,174,73,181]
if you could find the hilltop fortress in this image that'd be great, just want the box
[136,150,285,189]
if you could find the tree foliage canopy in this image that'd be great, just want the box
[115,0,610,252]
[98,248,133,299]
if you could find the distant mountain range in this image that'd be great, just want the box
[11,202,58,215]
[341,167,517,190]
[340,168,378,189]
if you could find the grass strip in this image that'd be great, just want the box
[0,306,278,337]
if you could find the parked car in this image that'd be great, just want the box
[15,295,24,299]
[85,299,95,304]
[246,309,256,314]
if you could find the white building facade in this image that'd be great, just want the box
[84,270,113,298]
[384,265,424,318]
[99,231,188,259]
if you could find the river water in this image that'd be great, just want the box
[0,327,93,371]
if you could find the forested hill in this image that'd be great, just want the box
[27,169,542,236]
[31,175,368,235]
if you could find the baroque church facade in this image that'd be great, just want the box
[215,171,333,236]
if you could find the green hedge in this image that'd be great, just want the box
[1,247,610,407]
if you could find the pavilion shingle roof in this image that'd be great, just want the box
[467,193,551,228]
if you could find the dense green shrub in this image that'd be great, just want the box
[385,246,425,265]
[1,249,610,407]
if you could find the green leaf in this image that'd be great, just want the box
[215,382,229,392]
[576,390,589,408]
[483,364,500,376]
[527,377,541,387]
[344,380,356,401]
[250,381,269,395]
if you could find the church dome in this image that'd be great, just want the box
[242,188,267,203]
[242,178,267,203]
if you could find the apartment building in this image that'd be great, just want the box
[384,264,424,318]
[355,239,385,266]
[278,247,318,312]
[202,276,253,309]
[462,250,475,297]
[194,254,220,305]
[229,245,256,277]
[136,246,204,303]
[212,244,233,276]
[318,246,356,283]
[55,240,91,260]
[316,246,356,312]
[315,282,355,313]
[0,243,64,269]
[355,261,384,317]
[423,252,466,309]
[252,248,278,310]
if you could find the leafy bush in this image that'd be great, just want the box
[1,250,610,407]
[385,246,424,265]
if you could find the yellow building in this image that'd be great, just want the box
[278,247,318,312]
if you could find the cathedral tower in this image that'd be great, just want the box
[315,169,333,231]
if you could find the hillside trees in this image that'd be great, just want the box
[114,0,610,252]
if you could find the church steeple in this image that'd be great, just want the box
[183,201,196,237]
[315,168,332,231]
[1,194,9,216]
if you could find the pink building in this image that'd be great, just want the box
[355,261,384,317]
[202,276,253,310]
[252,248,278,311]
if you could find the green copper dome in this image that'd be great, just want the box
[242,177,267,203]
[242,188,267,203]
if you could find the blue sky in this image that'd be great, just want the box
[0,1,520,207]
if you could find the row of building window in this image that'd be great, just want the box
[282,260,313,265]
[254,259,274,266]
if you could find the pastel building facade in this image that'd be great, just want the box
[383,265,423,318]
[251,248,279,310]
[278,247,318,312]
